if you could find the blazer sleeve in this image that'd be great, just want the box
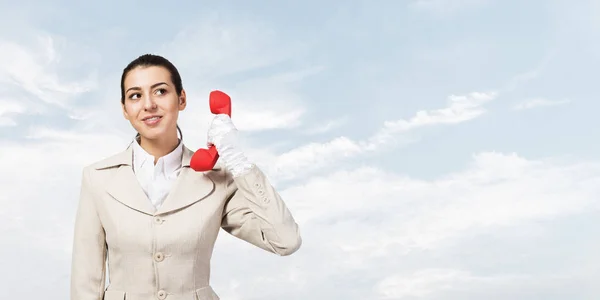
[70,167,107,300]
[220,165,302,256]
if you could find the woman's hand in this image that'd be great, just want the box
[207,114,253,177]
[207,114,236,149]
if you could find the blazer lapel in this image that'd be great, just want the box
[95,145,216,216]
[155,146,216,215]
[96,146,157,215]
[107,165,157,215]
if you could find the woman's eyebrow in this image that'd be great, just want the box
[125,82,169,93]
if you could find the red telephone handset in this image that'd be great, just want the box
[189,90,232,172]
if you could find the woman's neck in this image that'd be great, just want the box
[139,133,180,164]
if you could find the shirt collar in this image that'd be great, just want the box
[132,136,183,175]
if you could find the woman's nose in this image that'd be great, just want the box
[143,95,157,110]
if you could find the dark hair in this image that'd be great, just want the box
[120,54,183,104]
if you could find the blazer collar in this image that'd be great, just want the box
[96,144,217,216]
[94,142,197,170]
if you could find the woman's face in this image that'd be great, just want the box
[122,65,186,142]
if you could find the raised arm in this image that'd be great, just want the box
[207,114,302,256]
[221,165,301,255]
[70,167,107,300]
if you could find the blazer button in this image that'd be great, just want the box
[154,217,163,224]
[157,289,167,299]
[154,252,164,262]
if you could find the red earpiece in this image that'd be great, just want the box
[189,90,232,172]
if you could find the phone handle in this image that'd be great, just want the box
[189,90,231,172]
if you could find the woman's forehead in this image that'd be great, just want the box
[124,66,172,87]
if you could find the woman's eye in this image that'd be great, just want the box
[155,88,166,95]
[129,93,141,99]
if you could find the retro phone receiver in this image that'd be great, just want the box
[189,90,232,172]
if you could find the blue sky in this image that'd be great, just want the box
[1,0,599,299]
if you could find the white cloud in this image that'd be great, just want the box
[300,117,348,135]
[0,35,97,108]
[0,98,25,126]
[513,98,571,110]
[232,105,305,131]
[261,91,498,182]
[373,91,496,142]
[284,152,599,249]
[267,136,364,177]
[0,34,100,130]
[207,151,600,299]
[375,269,532,299]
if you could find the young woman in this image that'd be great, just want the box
[70,54,302,300]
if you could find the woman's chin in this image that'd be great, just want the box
[138,126,174,141]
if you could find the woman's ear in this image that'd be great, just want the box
[178,90,187,110]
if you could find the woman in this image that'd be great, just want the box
[70,54,302,300]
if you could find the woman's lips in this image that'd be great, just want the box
[143,116,162,126]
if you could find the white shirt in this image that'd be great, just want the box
[131,138,183,209]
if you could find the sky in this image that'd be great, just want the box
[1,0,599,299]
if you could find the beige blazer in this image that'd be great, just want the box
[70,145,302,300]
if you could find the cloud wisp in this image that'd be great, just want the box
[261,91,498,182]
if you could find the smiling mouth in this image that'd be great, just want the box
[143,116,162,121]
